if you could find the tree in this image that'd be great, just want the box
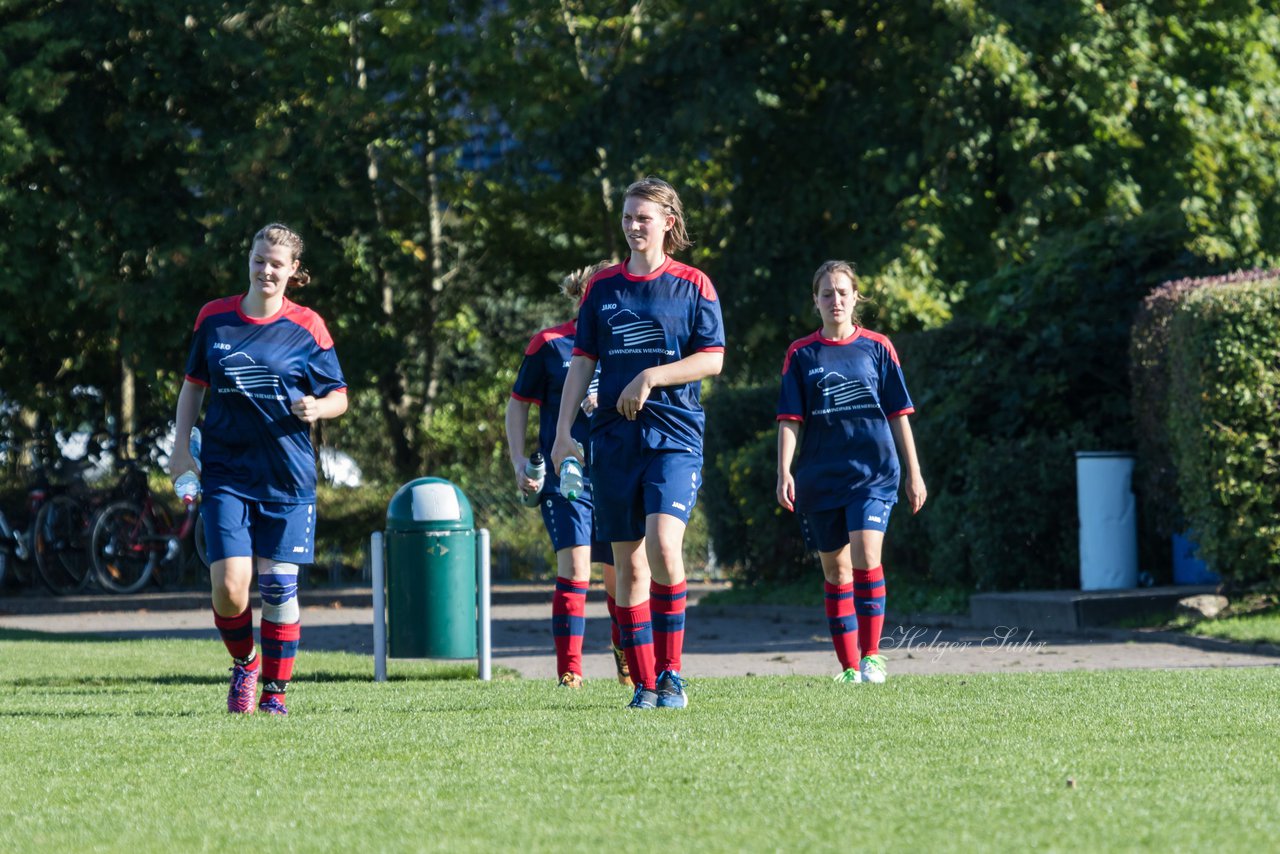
[0,0,285,452]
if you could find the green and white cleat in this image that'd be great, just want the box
[859,654,887,684]
[834,668,862,684]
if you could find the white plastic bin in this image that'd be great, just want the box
[1075,452,1138,590]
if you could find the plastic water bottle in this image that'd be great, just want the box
[174,471,201,505]
[173,427,202,505]
[559,456,584,502]
[520,452,546,507]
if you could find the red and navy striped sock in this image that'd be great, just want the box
[551,578,589,677]
[854,565,886,656]
[650,580,687,674]
[606,594,622,650]
[213,605,256,664]
[616,602,656,691]
[260,619,300,701]
[824,580,860,670]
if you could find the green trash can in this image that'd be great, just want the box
[385,477,477,658]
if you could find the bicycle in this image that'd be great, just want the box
[0,508,16,589]
[0,459,57,593]
[89,457,208,594]
[30,453,103,596]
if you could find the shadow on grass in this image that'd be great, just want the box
[0,628,121,643]
[0,709,211,719]
[5,674,229,688]
[0,665,512,692]
[303,667,494,684]
[1,628,519,686]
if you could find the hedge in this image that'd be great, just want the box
[1129,269,1278,543]
[702,384,810,584]
[1167,276,1280,585]
[891,323,1091,591]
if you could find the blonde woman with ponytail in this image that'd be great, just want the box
[504,261,632,691]
[169,223,348,716]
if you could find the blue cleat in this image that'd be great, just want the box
[627,684,658,710]
[227,662,259,714]
[258,695,288,715]
[655,670,688,709]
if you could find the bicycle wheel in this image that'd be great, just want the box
[90,500,158,594]
[147,503,177,590]
[34,495,93,595]
[194,507,209,569]
[174,508,211,590]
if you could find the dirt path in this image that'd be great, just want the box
[2,584,1276,681]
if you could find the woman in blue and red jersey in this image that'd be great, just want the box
[169,223,347,715]
[776,260,926,684]
[552,177,725,711]
[504,261,631,691]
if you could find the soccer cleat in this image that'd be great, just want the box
[834,667,862,684]
[860,654,888,684]
[654,669,688,709]
[611,644,634,688]
[626,685,658,710]
[227,662,259,714]
[258,695,288,715]
[558,672,584,689]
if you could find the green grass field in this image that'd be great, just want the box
[1181,604,1280,645]
[3,630,1278,852]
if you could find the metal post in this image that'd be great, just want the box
[371,531,387,682]
[477,528,491,681]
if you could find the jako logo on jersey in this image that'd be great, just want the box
[816,372,875,406]
[292,546,306,553]
[807,366,824,376]
[867,515,883,523]
[671,501,687,511]
[608,309,665,347]
[219,352,283,396]
[213,342,232,351]
[602,303,618,310]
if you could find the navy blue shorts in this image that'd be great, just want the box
[538,480,613,565]
[590,432,702,542]
[799,497,894,553]
[202,489,316,564]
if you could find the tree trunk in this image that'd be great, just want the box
[119,352,135,460]
[353,20,421,476]
[559,0,646,261]
[422,61,443,428]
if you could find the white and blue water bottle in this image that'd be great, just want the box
[559,444,585,502]
[174,427,203,505]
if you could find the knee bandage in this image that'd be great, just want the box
[257,558,300,624]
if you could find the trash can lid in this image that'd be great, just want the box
[386,477,475,531]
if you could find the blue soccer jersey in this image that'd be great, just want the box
[776,327,914,513]
[184,295,347,503]
[573,259,725,452]
[511,320,594,472]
